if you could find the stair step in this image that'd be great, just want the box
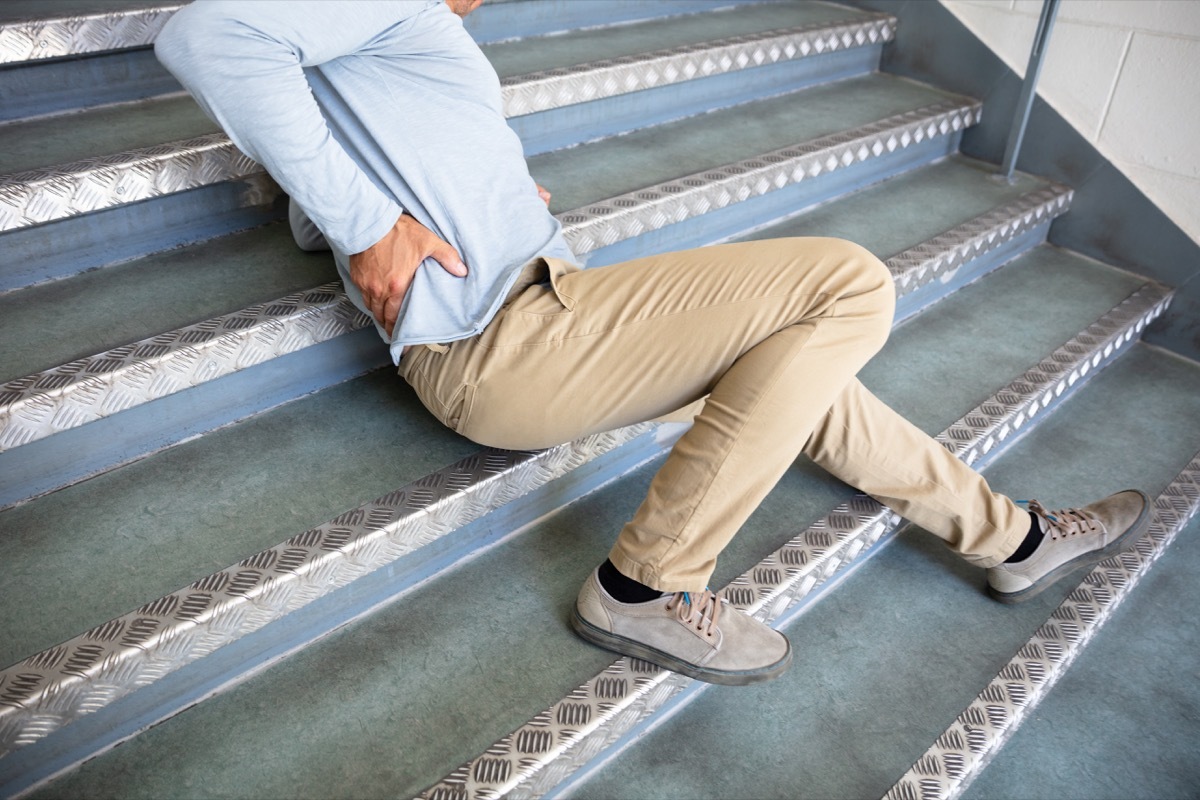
[0,3,892,255]
[490,3,894,154]
[424,252,1171,799]
[0,86,987,509]
[0,179,1060,753]
[0,247,1161,796]
[958,460,1200,800]
[889,453,1200,800]
[572,344,1200,799]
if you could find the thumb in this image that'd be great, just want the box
[428,239,468,278]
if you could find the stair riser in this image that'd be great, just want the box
[0,179,284,293]
[0,328,383,510]
[587,132,961,269]
[513,46,883,157]
[0,50,179,123]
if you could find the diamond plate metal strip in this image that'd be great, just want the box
[500,15,895,117]
[559,100,983,255]
[886,184,1073,298]
[0,283,367,452]
[0,423,653,757]
[420,283,1173,800]
[0,104,985,454]
[885,454,1200,800]
[0,5,183,64]
[0,133,263,233]
[936,284,1173,470]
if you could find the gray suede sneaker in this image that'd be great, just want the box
[570,569,792,686]
[987,489,1151,604]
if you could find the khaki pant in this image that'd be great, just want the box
[400,238,1027,592]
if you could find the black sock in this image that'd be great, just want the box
[1004,511,1045,563]
[597,559,665,603]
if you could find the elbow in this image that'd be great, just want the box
[154,2,258,80]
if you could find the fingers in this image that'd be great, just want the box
[348,214,467,338]
[428,238,469,278]
[536,184,551,207]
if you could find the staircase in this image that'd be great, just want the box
[2,1,1199,798]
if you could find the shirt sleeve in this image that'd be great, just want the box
[155,0,435,254]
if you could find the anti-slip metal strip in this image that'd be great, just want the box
[420,283,1172,800]
[0,13,892,234]
[0,284,367,451]
[886,184,1073,298]
[500,15,895,117]
[0,424,653,757]
[560,100,982,255]
[0,133,261,234]
[885,453,1200,800]
[0,4,184,64]
[0,104,990,454]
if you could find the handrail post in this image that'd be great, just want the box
[999,0,1061,182]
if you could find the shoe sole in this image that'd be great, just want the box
[569,606,793,686]
[988,490,1152,605]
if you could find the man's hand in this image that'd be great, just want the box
[349,214,467,337]
[536,183,551,207]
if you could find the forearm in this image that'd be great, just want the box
[155,1,428,253]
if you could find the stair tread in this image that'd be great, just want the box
[735,155,1043,254]
[578,342,1200,800]
[0,222,335,383]
[0,368,476,669]
[19,249,1183,800]
[0,93,212,176]
[532,73,969,214]
[963,498,1200,800]
[481,1,871,79]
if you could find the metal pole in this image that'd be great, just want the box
[999,0,1061,182]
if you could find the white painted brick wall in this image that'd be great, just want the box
[941,0,1200,243]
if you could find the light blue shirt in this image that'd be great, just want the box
[156,0,578,363]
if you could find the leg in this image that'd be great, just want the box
[802,379,1028,567]
[406,237,899,591]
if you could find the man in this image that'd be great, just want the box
[156,0,1150,686]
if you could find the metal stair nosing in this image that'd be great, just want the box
[0,12,896,242]
[0,99,990,510]
[419,282,1174,800]
[580,99,982,268]
[0,4,185,65]
[0,185,1083,778]
[505,13,896,155]
[886,450,1200,800]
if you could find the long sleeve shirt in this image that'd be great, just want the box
[155,0,578,363]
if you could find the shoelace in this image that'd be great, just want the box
[665,589,722,638]
[1021,499,1103,540]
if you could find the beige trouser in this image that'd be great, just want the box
[400,238,1028,592]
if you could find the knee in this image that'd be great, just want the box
[815,238,896,338]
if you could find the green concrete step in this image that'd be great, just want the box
[6,246,1165,798]
[576,343,1200,800]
